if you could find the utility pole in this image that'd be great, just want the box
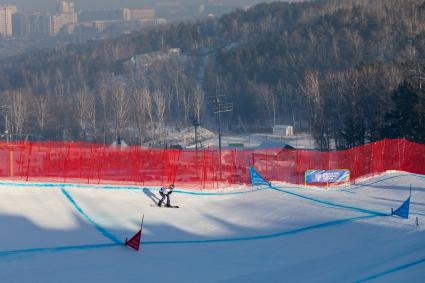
[192,118,201,152]
[192,117,201,177]
[5,114,8,142]
[207,95,233,180]
[0,106,9,142]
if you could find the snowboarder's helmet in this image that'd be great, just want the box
[169,184,175,189]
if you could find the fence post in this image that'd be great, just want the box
[26,142,33,181]
[9,145,14,178]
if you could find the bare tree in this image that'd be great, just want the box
[5,89,29,140]
[141,87,155,140]
[300,70,331,150]
[96,74,111,144]
[193,86,205,123]
[75,89,88,140]
[86,91,97,141]
[255,83,277,128]
[32,94,51,140]
[152,89,168,143]
[171,66,182,108]
[129,83,150,145]
[74,88,96,140]
[111,81,130,141]
[181,88,191,128]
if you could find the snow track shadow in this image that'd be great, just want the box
[271,186,388,216]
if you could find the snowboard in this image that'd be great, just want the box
[150,204,179,208]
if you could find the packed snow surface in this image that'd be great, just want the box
[0,171,424,282]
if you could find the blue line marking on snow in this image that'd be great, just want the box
[358,256,425,282]
[0,243,119,257]
[271,187,388,216]
[61,188,121,244]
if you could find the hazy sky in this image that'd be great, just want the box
[1,0,273,12]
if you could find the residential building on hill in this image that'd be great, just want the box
[0,4,16,38]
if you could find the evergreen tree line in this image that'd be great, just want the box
[0,0,423,147]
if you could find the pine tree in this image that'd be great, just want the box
[381,81,420,140]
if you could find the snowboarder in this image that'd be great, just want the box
[158,184,175,207]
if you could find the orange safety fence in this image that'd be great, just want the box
[0,139,423,189]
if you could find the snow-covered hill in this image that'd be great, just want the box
[0,171,424,282]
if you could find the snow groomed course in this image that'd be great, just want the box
[0,171,424,282]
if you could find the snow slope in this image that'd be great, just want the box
[0,171,424,282]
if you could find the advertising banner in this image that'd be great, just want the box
[305,169,350,184]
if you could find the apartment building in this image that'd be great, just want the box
[0,4,16,37]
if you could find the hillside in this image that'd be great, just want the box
[0,0,423,147]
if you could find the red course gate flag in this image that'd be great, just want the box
[125,214,144,251]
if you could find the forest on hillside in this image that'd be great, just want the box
[0,0,424,148]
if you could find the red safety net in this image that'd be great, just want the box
[0,138,423,189]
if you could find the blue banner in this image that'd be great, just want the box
[305,170,350,184]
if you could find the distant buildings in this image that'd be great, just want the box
[91,21,107,33]
[50,0,77,34]
[10,1,77,37]
[79,9,125,22]
[3,1,164,39]
[78,8,163,33]
[78,8,155,22]
[12,12,51,38]
[9,1,76,37]
[0,4,16,37]
[124,9,155,21]
[57,0,74,14]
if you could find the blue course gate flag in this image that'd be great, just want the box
[250,166,271,187]
[392,196,411,219]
